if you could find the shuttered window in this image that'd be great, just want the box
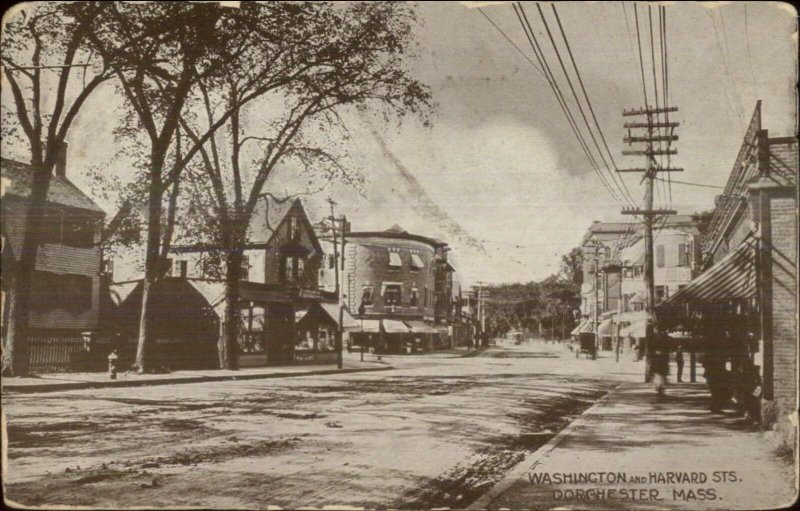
[656,245,665,268]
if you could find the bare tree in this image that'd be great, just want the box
[1,2,112,376]
[179,2,433,369]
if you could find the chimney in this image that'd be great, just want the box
[55,140,68,178]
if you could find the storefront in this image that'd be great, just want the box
[295,302,358,363]
[657,236,760,415]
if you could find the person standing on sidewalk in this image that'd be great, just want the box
[676,344,685,382]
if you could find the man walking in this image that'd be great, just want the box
[676,344,685,382]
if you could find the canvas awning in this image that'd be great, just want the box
[405,320,438,334]
[410,253,424,269]
[318,302,359,330]
[382,319,410,333]
[659,237,756,308]
[620,320,647,338]
[354,319,381,333]
[570,319,593,335]
[388,252,402,267]
[597,318,614,336]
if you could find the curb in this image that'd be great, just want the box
[467,382,629,510]
[1,365,394,394]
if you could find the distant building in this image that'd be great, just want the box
[319,225,454,353]
[1,151,108,372]
[578,216,701,350]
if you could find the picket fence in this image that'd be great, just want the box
[28,335,115,373]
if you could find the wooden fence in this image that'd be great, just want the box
[28,335,116,373]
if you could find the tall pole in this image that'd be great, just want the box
[328,199,343,369]
[620,105,679,381]
[338,215,347,367]
[593,246,600,350]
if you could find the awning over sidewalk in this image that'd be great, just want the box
[318,302,359,330]
[620,320,646,338]
[350,319,380,333]
[659,237,756,308]
[597,318,614,336]
[405,320,438,334]
[382,319,410,333]
[570,319,593,336]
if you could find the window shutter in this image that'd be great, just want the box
[677,243,686,266]
[656,245,665,268]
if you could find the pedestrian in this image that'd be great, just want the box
[676,344,685,382]
[651,348,669,395]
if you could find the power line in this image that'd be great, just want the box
[550,4,637,207]
[655,177,724,189]
[477,7,544,77]
[660,6,673,207]
[633,5,649,111]
[511,2,628,208]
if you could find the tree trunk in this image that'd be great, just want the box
[133,157,165,374]
[2,164,52,376]
[220,245,243,370]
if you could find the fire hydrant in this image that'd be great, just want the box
[108,350,119,380]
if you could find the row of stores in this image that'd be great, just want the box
[348,319,451,354]
[108,278,452,370]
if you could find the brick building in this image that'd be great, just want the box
[658,101,797,435]
[319,225,453,353]
[1,151,109,372]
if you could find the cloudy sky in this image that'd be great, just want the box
[4,2,796,286]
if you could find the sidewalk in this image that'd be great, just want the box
[1,359,392,394]
[470,382,797,510]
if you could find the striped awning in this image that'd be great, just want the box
[570,319,593,336]
[597,318,614,336]
[659,237,756,307]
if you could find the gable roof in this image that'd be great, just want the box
[172,198,323,256]
[1,158,105,215]
[248,197,301,244]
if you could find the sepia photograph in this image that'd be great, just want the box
[1,1,797,509]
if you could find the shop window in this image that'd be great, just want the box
[238,304,265,353]
[384,284,402,305]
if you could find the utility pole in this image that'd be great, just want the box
[328,198,345,369]
[586,242,603,351]
[620,105,679,382]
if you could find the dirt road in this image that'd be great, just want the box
[3,341,641,509]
